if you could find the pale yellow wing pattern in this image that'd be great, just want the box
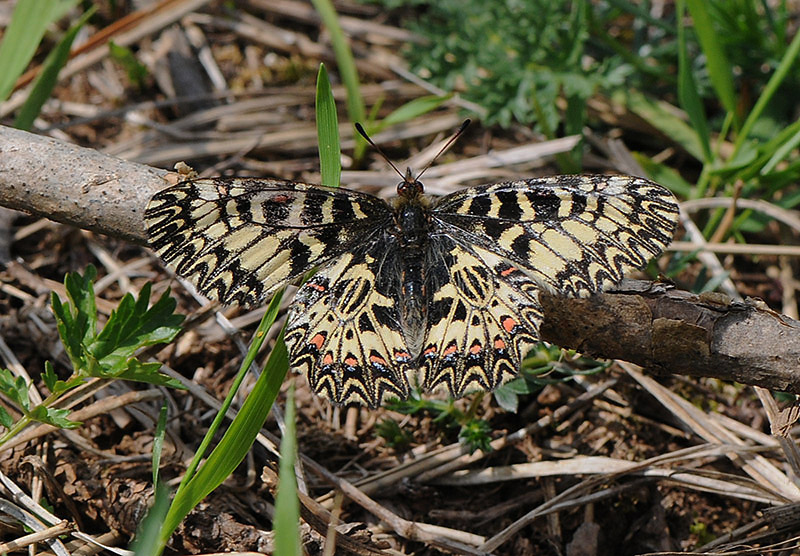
[145,178,393,306]
[419,237,543,398]
[285,238,414,407]
[433,175,679,297]
[421,175,679,396]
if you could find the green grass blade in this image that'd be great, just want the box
[621,90,705,164]
[380,94,452,129]
[0,0,78,102]
[316,64,341,188]
[152,402,168,486]
[734,26,800,155]
[158,291,288,548]
[761,124,800,176]
[310,0,366,157]
[14,5,95,130]
[130,481,171,556]
[686,0,737,119]
[677,0,712,164]
[273,386,301,556]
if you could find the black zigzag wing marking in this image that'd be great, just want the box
[284,235,414,407]
[431,175,680,297]
[145,178,393,306]
[418,235,543,398]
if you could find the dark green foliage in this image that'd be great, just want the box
[51,265,184,385]
[397,0,622,133]
[493,345,609,413]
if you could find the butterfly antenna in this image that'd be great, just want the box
[415,119,471,181]
[355,123,406,181]
[356,120,472,182]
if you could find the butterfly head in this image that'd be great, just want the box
[397,167,424,199]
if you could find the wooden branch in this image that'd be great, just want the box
[2,124,799,392]
[0,125,168,245]
[540,282,800,394]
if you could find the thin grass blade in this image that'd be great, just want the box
[686,0,737,120]
[677,0,712,164]
[158,291,288,548]
[0,0,78,102]
[316,64,341,188]
[14,6,95,130]
[273,386,301,556]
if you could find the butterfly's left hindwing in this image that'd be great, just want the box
[145,178,393,306]
[419,237,543,398]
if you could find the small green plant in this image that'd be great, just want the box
[376,417,414,450]
[493,345,610,413]
[109,41,149,89]
[0,266,183,447]
[386,392,492,454]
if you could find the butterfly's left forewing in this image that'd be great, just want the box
[432,175,679,297]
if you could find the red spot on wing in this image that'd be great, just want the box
[308,282,326,292]
[344,355,359,367]
[494,338,506,349]
[501,316,517,333]
[500,266,518,277]
[423,345,437,356]
[309,333,325,350]
[469,342,482,354]
[443,343,458,356]
[322,353,334,365]
[370,353,387,363]
[394,350,411,362]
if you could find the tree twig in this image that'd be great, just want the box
[2,124,799,393]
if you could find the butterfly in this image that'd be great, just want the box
[145,133,679,407]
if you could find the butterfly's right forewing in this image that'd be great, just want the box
[145,178,393,306]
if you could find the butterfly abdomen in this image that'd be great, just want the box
[394,198,432,356]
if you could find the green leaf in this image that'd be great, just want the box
[274,386,301,556]
[158,291,288,548]
[108,41,148,87]
[0,368,31,410]
[14,6,96,130]
[0,406,13,429]
[685,0,737,119]
[42,360,58,393]
[27,405,80,428]
[676,0,712,163]
[113,359,184,389]
[316,64,341,188]
[492,384,519,413]
[130,481,171,556]
[89,284,183,369]
[153,402,168,485]
[64,264,98,345]
[50,291,85,372]
[0,0,78,102]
